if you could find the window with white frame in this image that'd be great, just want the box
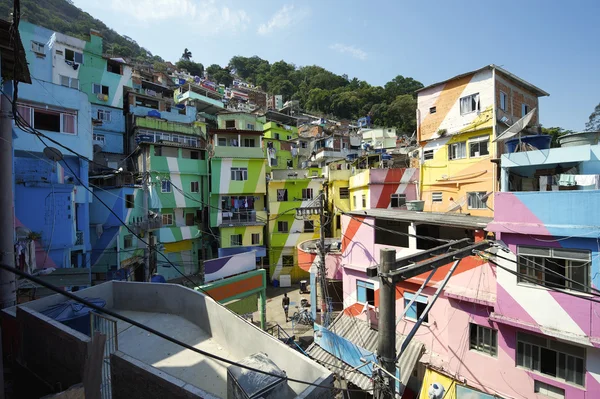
[231,234,243,246]
[362,194,367,208]
[459,93,480,115]
[357,280,375,305]
[59,75,79,89]
[92,83,109,96]
[302,188,314,200]
[247,123,255,130]
[448,142,466,160]
[467,192,487,209]
[243,138,255,147]
[534,381,565,399]
[65,48,83,64]
[190,181,199,193]
[31,41,44,54]
[500,91,508,111]
[17,103,77,134]
[432,192,443,202]
[517,331,585,386]
[97,109,111,122]
[161,180,172,193]
[218,137,227,146]
[162,214,173,225]
[517,246,591,292]
[230,167,248,181]
[304,220,314,233]
[522,103,530,116]
[390,194,406,208]
[469,135,490,157]
[278,221,289,233]
[423,149,434,160]
[251,233,260,245]
[403,292,428,322]
[469,323,497,356]
[93,134,105,145]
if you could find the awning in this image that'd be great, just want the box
[306,314,425,391]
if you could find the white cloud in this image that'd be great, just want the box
[107,0,250,33]
[257,4,296,35]
[330,43,368,61]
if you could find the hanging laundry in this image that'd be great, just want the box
[574,174,600,188]
[96,224,103,239]
[557,174,576,186]
[291,146,298,157]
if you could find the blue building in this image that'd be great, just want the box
[13,22,93,270]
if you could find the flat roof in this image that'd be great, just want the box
[348,208,492,229]
[416,64,549,97]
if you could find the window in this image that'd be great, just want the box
[467,192,487,209]
[429,106,436,114]
[302,188,314,200]
[448,142,466,160]
[92,84,109,96]
[162,214,173,225]
[342,142,349,149]
[93,133,105,145]
[185,213,195,226]
[522,103,530,116]
[517,331,585,386]
[469,324,497,356]
[225,120,236,129]
[335,215,341,230]
[190,151,199,160]
[274,133,280,140]
[231,234,243,246]
[65,48,83,64]
[304,220,314,233]
[190,181,199,193]
[390,194,406,208]
[154,146,162,156]
[243,138,255,147]
[251,233,260,245]
[124,235,133,248]
[500,91,508,111]
[339,187,350,199]
[31,41,44,54]
[161,180,172,193]
[353,195,357,208]
[517,246,591,292]
[432,192,443,202]
[277,189,288,202]
[362,194,367,208]
[459,93,480,115]
[357,280,375,305]
[18,103,77,135]
[287,135,292,140]
[282,255,294,267]
[230,167,248,181]
[97,109,111,122]
[278,221,289,233]
[300,141,308,149]
[423,149,434,160]
[59,75,79,89]
[534,381,565,399]
[125,194,134,209]
[218,137,227,146]
[469,136,489,157]
[106,59,122,74]
[247,123,254,130]
[404,292,428,322]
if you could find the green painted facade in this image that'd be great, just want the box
[263,122,299,173]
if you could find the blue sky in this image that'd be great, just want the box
[73,0,600,131]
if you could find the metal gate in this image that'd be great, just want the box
[91,312,118,399]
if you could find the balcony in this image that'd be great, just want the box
[220,210,265,226]
[134,116,204,137]
[129,216,163,234]
[175,85,224,114]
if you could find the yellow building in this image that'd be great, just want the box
[324,162,352,238]
[416,65,548,217]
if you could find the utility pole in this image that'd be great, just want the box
[376,248,396,399]
[0,81,16,309]
[318,191,328,326]
[142,145,150,281]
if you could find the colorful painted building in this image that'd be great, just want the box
[266,169,324,282]
[127,90,209,281]
[348,167,419,211]
[485,141,600,398]
[324,163,352,239]
[416,65,548,217]
[263,121,298,172]
[209,112,267,263]
[13,22,94,271]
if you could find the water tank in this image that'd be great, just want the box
[428,382,445,399]
[558,131,600,147]
[505,134,551,153]
[227,352,292,398]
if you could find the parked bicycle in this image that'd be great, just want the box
[290,306,314,326]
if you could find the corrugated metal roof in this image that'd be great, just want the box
[306,314,425,391]
[348,208,492,229]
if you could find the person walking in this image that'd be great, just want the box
[282,293,290,322]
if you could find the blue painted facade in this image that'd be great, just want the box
[92,104,127,154]
[13,22,93,270]
[129,104,198,125]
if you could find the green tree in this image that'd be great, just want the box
[206,64,233,86]
[181,48,192,61]
[175,60,204,77]
[384,75,424,101]
[585,103,600,132]
[542,127,573,148]
[386,94,418,133]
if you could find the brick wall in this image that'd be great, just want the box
[495,74,540,125]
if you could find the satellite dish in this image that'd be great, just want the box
[43,147,63,162]
[428,383,445,399]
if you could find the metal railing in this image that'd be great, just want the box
[75,231,84,246]
[221,210,257,223]
[91,312,119,399]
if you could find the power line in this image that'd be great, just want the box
[0,262,372,393]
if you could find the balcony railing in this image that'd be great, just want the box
[130,217,163,234]
[221,210,258,223]
[75,231,84,246]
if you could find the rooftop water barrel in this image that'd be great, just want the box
[505,134,551,153]
[558,131,600,147]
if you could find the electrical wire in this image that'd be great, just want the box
[0,262,375,393]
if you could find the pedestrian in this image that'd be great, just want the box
[282,293,290,322]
